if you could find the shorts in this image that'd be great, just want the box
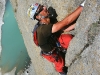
[42,34,73,72]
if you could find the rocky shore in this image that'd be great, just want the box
[0,0,5,53]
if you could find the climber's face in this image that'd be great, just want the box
[35,5,50,24]
[37,5,48,14]
[36,5,49,20]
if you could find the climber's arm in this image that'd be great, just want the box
[52,6,83,33]
[52,0,86,33]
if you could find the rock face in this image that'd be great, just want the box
[10,0,100,75]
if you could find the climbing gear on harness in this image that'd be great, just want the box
[40,48,59,62]
[27,3,40,20]
[80,0,86,7]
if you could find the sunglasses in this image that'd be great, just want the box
[34,5,44,19]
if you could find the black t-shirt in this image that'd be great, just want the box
[37,23,56,52]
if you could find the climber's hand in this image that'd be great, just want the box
[80,0,86,7]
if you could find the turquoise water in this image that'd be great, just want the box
[0,0,31,74]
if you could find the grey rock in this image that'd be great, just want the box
[10,0,100,75]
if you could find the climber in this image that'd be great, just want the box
[27,0,86,75]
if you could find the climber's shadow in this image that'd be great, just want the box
[48,6,58,24]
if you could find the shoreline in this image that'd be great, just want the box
[0,0,5,74]
[0,0,32,75]
[0,0,5,53]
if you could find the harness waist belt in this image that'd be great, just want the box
[41,47,56,55]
